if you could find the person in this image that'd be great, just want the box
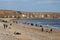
[3,24,8,29]
[40,25,42,27]
[35,24,38,26]
[50,28,53,32]
[3,24,5,29]
[41,27,44,32]
[2,20,7,23]
[10,23,12,26]
[5,24,8,28]
[31,23,34,26]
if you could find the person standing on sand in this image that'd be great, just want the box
[41,27,44,32]
[3,24,5,29]
[10,23,12,26]
[3,24,8,29]
[5,24,8,28]
[50,28,53,32]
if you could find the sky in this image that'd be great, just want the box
[0,0,60,12]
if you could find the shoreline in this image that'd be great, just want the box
[0,18,60,40]
[1,18,60,30]
[0,18,60,30]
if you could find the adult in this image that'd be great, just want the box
[50,28,53,32]
[41,27,44,32]
[3,24,5,29]
[3,24,8,29]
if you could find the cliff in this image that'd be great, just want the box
[0,10,60,18]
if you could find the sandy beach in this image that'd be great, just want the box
[0,18,60,40]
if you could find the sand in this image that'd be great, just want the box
[0,18,60,40]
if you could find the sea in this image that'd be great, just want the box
[13,18,60,30]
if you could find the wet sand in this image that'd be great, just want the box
[0,18,60,40]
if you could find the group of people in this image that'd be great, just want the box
[11,20,53,33]
[21,22,53,33]
[41,27,53,33]
[3,23,12,29]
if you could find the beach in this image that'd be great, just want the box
[0,18,60,40]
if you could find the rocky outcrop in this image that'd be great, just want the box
[0,10,60,18]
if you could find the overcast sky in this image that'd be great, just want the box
[0,0,60,12]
